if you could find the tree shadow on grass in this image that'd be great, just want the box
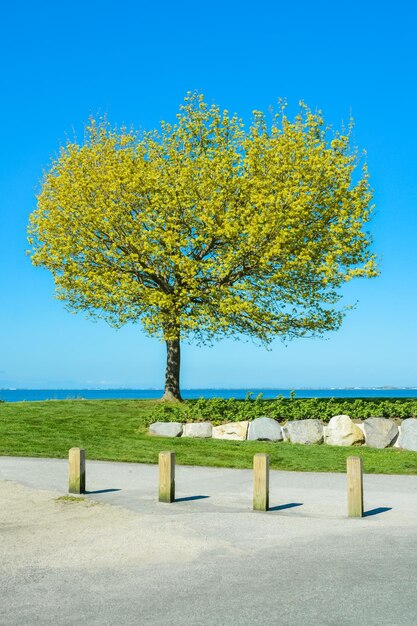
[268,502,303,512]
[363,507,392,517]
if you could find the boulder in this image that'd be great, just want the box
[398,418,417,451]
[355,423,366,440]
[393,425,402,448]
[182,422,213,438]
[324,415,364,446]
[212,421,249,440]
[149,422,183,437]
[247,417,283,441]
[363,417,399,448]
[284,419,323,445]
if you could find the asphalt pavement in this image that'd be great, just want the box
[1,456,417,625]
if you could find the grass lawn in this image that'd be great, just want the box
[1,398,417,474]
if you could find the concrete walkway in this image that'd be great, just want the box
[2,456,417,625]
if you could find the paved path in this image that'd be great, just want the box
[2,456,417,625]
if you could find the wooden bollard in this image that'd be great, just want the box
[347,456,363,518]
[68,447,86,494]
[159,451,175,503]
[253,453,269,511]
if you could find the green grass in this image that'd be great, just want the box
[54,494,100,506]
[55,495,87,503]
[1,398,417,474]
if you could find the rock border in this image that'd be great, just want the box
[148,415,414,450]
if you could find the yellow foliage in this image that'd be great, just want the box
[28,92,377,343]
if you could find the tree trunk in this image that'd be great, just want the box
[161,338,182,401]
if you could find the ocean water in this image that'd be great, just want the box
[1,388,417,402]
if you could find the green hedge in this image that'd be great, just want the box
[150,394,417,425]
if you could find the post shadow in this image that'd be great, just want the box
[175,495,210,503]
[85,488,122,494]
[363,507,392,517]
[268,502,303,512]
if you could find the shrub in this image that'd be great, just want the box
[146,395,417,425]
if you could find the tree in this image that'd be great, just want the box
[28,93,377,401]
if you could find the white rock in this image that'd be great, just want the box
[285,419,324,445]
[149,422,183,437]
[247,417,283,441]
[398,418,417,451]
[282,424,290,442]
[324,415,364,447]
[212,421,249,440]
[363,417,399,449]
[355,423,366,437]
[182,422,213,438]
[393,425,402,448]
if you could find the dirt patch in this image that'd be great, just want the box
[0,480,226,570]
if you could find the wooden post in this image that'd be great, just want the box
[253,453,269,511]
[347,456,363,518]
[159,451,175,503]
[68,447,86,494]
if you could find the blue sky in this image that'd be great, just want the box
[1,0,416,389]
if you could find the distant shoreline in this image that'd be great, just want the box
[2,388,417,403]
[2,386,417,391]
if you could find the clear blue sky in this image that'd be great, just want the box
[1,0,416,389]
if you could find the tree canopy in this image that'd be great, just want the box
[28,93,377,400]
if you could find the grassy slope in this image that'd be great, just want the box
[1,399,417,474]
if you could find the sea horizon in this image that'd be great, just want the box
[2,387,417,402]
